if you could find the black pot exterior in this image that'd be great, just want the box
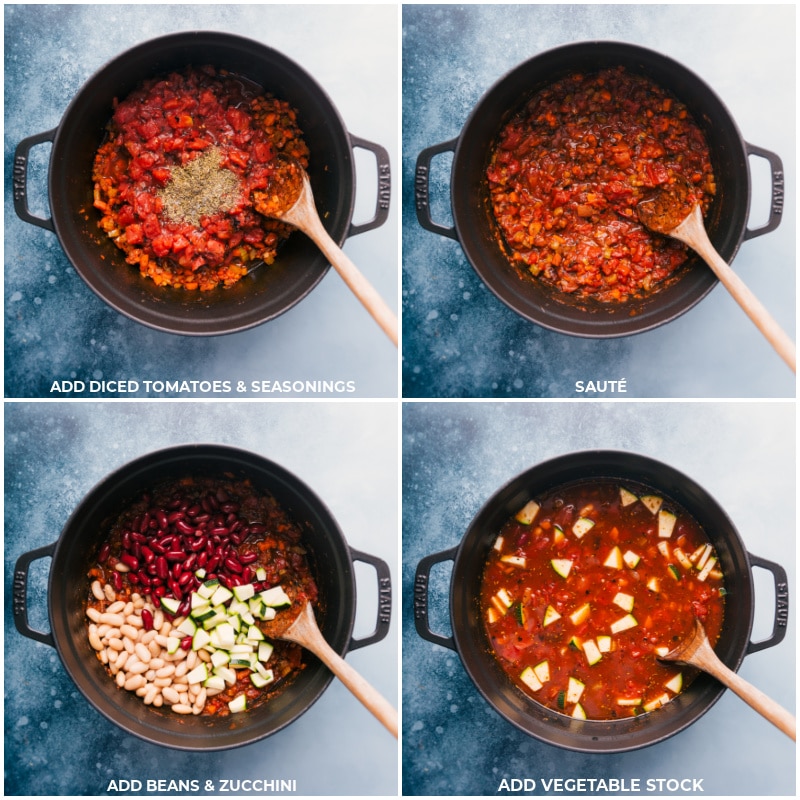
[18,32,365,335]
[415,451,788,753]
[17,445,375,750]
[417,41,782,337]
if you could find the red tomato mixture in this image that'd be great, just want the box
[93,66,310,291]
[480,480,725,720]
[487,68,716,302]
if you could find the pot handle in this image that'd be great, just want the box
[743,143,784,241]
[13,128,57,232]
[13,542,56,647]
[347,134,391,237]
[413,545,458,650]
[746,551,790,654]
[414,137,459,241]
[346,546,392,652]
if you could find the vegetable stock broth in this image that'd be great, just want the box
[480,479,725,720]
[487,67,716,302]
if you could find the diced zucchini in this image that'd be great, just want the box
[250,670,274,688]
[228,600,249,616]
[193,606,217,625]
[658,510,677,538]
[194,568,207,580]
[203,674,226,691]
[240,610,256,625]
[258,641,274,663]
[159,597,180,615]
[512,602,526,626]
[215,622,237,649]
[515,500,541,525]
[494,588,513,609]
[654,646,670,657]
[486,607,499,624]
[228,694,247,713]
[610,614,638,634]
[643,693,670,712]
[186,663,208,685]
[501,555,526,567]
[229,654,254,670]
[657,540,671,558]
[568,635,582,651]
[572,517,595,539]
[697,557,717,582]
[246,625,264,642]
[571,703,587,720]
[566,676,585,704]
[647,577,660,593]
[197,579,219,599]
[191,592,210,611]
[166,636,181,655]
[673,547,693,570]
[551,558,573,578]
[210,586,234,607]
[493,535,505,552]
[214,666,237,686]
[582,638,602,666]
[664,673,683,694]
[175,617,197,637]
[553,524,565,545]
[232,583,256,602]
[255,567,267,582]
[640,495,663,515]
[260,586,292,608]
[596,635,612,653]
[569,603,591,626]
[210,650,230,668]
[603,546,623,569]
[617,697,642,707]
[667,564,681,581]
[695,543,713,570]
[254,660,273,680]
[557,690,566,709]
[619,487,639,507]
[612,592,634,612]
[192,628,212,651]
[520,666,543,692]
[543,605,561,627]
[622,550,640,568]
[533,661,550,684]
[201,611,228,630]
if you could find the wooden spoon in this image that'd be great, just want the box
[253,157,398,346]
[277,601,398,738]
[637,178,795,372]
[660,617,795,740]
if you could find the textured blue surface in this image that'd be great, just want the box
[4,4,398,399]
[402,401,795,795]
[5,402,398,795]
[402,4,795,398]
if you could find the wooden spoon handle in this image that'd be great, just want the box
[304,628,399,737]
[678,213,795,372]
[696,648,795,740]
[304,213,398,347]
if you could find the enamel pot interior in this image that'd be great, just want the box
[47,31,356,335]
[47,444,356,750]
[451,40,751,337]
[450,451,754,752]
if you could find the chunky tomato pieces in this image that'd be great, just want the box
[93,66,310,291]
[487,68,716,302]
[481,480,725,720]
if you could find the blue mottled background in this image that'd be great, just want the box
[5,402,398,795]
[402,401,795,795]
[402,4,795,398]
[4,4,398,398]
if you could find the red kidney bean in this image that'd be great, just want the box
[131,531,146,544]
[165,550,186,562]
[241,567,252,583]
[178,598,191,617]
[139,513,151,534]
[98,543,111,563]
[156,556,169,580]
[197,551,208,568]
[128,573,140,585]
[218,574,231,589]
[239,551,259,564]
[120,553,139,570]
[180,635,193,650]
[141,546,155,563]
[188,538,206,552]
[150,540,167,554]
[184,553,197,572]
[248,523,267,535]
[138,573,151,588]
[156,510,168,530]
[175,519,194,536]
[112,571,123,592]
[141,608,154,631]
[167,511,184,524]
[206,555,220,572]
[224,557,243,574]
[211,526,229,536]
[178,572,192,587]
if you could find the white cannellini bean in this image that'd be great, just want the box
[134,643,151,663]
[86,607,102,623]
[91,581,105,601]
[162,687,181,705]
[171,704,193,715]
[99,612,126,627]
[103,583,116,601]
[106,600,126,614]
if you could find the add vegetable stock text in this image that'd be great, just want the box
[498,777,704,793]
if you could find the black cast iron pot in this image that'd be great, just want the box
[13,31,391,336]
[414,450,789,752]
[13,445,392,750]
[414,40,784,337]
